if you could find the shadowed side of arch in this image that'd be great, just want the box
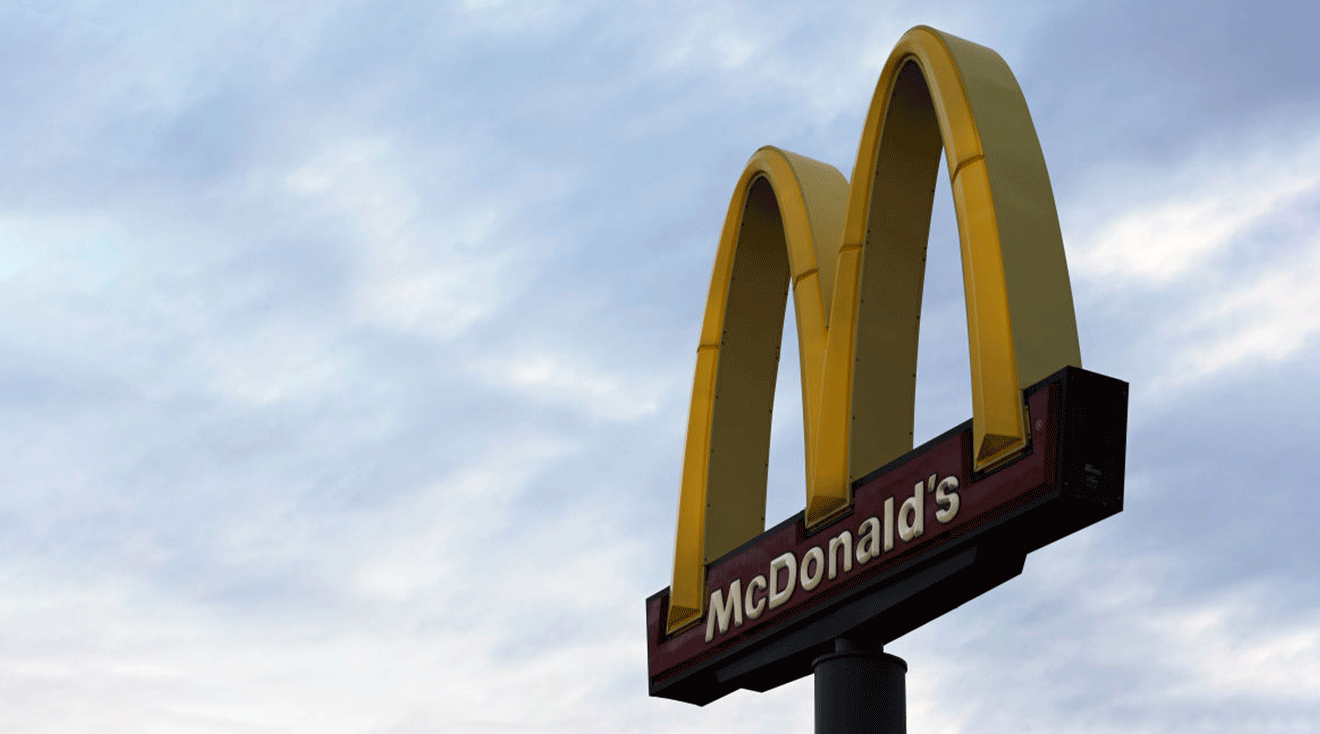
[667,148,848,633]
[806,26,1082,527]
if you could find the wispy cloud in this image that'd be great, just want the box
[1071,128,1320,286]
[1066,122,1320,393]
[3,1,1319,732]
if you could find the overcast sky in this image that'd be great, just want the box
[1,1,1318,732]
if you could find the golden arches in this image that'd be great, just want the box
[667,26,1081,633]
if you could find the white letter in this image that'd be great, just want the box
[935,476,960,524]
[828,531,853,579]
[744,574,768,620]
[800,546,825,591]
[855,518,881,563]
[884,496,895,551]
[705,578,743,642]
[768,552,797,609]
[898,482,924,542]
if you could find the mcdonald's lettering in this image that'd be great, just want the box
[704,474,962,643]
[646,26,1127,706]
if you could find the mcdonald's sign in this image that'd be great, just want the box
[646,26,1128,705]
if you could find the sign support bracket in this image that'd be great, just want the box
[813,638,907,734]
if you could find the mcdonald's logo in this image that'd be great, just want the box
[647,26,1127,705]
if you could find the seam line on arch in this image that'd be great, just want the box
[793,268,819,287]
[952,154,984,182]
[697,344,717,353]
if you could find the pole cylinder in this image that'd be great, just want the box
[813,639,907,734]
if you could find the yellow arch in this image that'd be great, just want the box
[667,26,1081,633]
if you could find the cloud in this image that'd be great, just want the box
[1070,130,1320,287]
[3,1,1319,733]
[1166,242,1320,388]
[282,136,522,340]
[470,350,668,423]
[1065,121,1320,394]
[882,524,1320,734]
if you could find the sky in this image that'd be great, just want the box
[1,1,1318,732]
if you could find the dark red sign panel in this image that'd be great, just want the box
[646,367,1127,705]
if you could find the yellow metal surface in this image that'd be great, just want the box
[667,26,1081,634]
[667,148,848,632]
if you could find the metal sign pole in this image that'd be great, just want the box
[813,638,907,734]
